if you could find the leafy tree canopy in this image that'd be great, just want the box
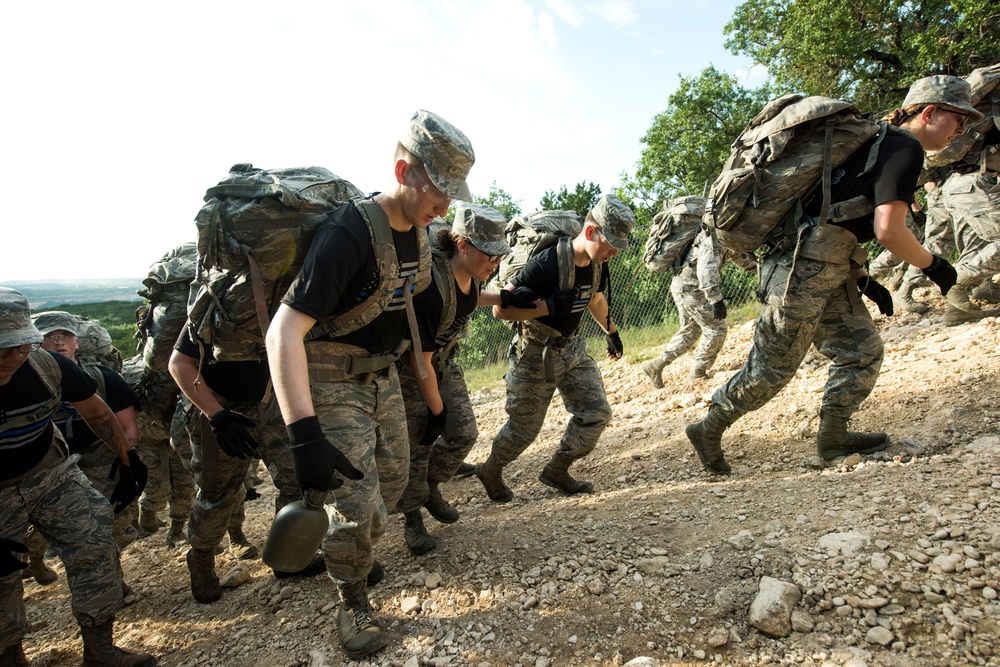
[635,66,776,205]
[539,181,602,218]
[475,181,523,222]
[725,0,1000,113]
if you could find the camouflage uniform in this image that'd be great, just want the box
[0,289,136,659]
[942,171,1000,301]
[479,195,635,501]
[649,230,727,379]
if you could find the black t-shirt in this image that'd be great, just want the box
[174,328,271,403]
[412,268,479,351]
[805,131,924,244]
[0,351,97,480]
[55,364,140,451]
[513,244,608,337]
[282,200,421,355]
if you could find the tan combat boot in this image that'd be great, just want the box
[227,527,258,560]
[539,453,594,494]
[137,507,163,536]
[337,581,386,659]
[423,481,459,524]
[640,356,669,389]
[165,520,187,549]
[815,411,889,460]
[403,510,437,555]
[475,457,513,503]
[892,282,929,314]
[685,405,738,474]
[80,619,157,666]
[185,547,221,603]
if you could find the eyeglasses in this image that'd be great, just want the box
[470,242,502,263]
[0,343,41,359]
[940,108,971,126]
[408,164,451,205]
[43,333,76,343]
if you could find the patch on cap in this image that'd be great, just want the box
[401,110,475,201]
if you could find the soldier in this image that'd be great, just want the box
[168,325,302,603]
[0,287,156,667]
[396,204,537,556]
[890,179,955,314]
[34,312,143,552]
[474,194,635,503]
[641,225,729,386]
[266,110,474,660]
[685,75,977,472]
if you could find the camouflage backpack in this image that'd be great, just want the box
[493,210,587,292]
[924,63,1000,174]
[705,94,884,253]
[643,196,706,274]
[135,242,198,372]
[186,163,434,363]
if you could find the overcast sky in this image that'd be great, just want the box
[2,0,764,281]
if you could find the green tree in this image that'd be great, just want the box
[725,0,1000,112]
[635,66,776,205]
[474,181,523,222]
[538,181,603,218]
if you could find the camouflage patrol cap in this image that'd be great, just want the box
[591,194,636,251]
[453,203,511,257]
[401,110,475,202]
[0,287,43,348]
[32,311,80,337]
[902,75,984,122]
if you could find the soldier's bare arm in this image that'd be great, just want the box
[266,303,320,424]
[72,393,133,463]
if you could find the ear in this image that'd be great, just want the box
[919,104,938,125]
[584,223,599,241]
[394,159,410,186]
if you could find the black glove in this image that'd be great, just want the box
[712,300,728,321]
[419,406,448,447]
[0,538,28,577]
[209,409,261,460]
[922,255,957,295]
[500,287,539,309]
[109,454,140,514]
[125,449,148,496]
[546,289,577,316]
[605,331,623,359]
[861,276,894,316]
[287,416,364,492]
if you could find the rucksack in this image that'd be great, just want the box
[493,210,585,292]
[924,63,1000,173]
[186,163,368,362]
[643,196,706,274]
[705,94,884,253]
[135,242,198,372]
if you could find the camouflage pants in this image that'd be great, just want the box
[76,448,136,550]
[138,403,196,523]
[314,367,409,584]
[1,459,122,651]
[395,355,478,514]
[490,334,612,467]
[943,172,1000,281]
[713,250,883,420]
[656,279,727,373]
[186,396,299,552]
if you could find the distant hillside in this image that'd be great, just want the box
[5,279,144,309]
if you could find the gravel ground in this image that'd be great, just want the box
[19,287,1000,667]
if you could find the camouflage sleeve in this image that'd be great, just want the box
[696,233,723,304]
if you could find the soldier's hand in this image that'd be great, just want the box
[287,417,364,492]
[712,300,728,321]
[546,289,577,316]
[209,409,261,460]
[922,255,957,295]
[861,276,894,316]
[0,538,28,577]
[605,331,623,360]
[125,449,148,496]
[500,287,539,309]
[419,406,448,447]
[109,459,139,514]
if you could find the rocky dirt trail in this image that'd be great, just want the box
[19,289,1000,667]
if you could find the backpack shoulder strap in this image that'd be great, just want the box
[431,251,458,338]
[554,235,575,292]
[26,350,62,400]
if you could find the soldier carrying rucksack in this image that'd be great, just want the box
[686,75,976,473]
